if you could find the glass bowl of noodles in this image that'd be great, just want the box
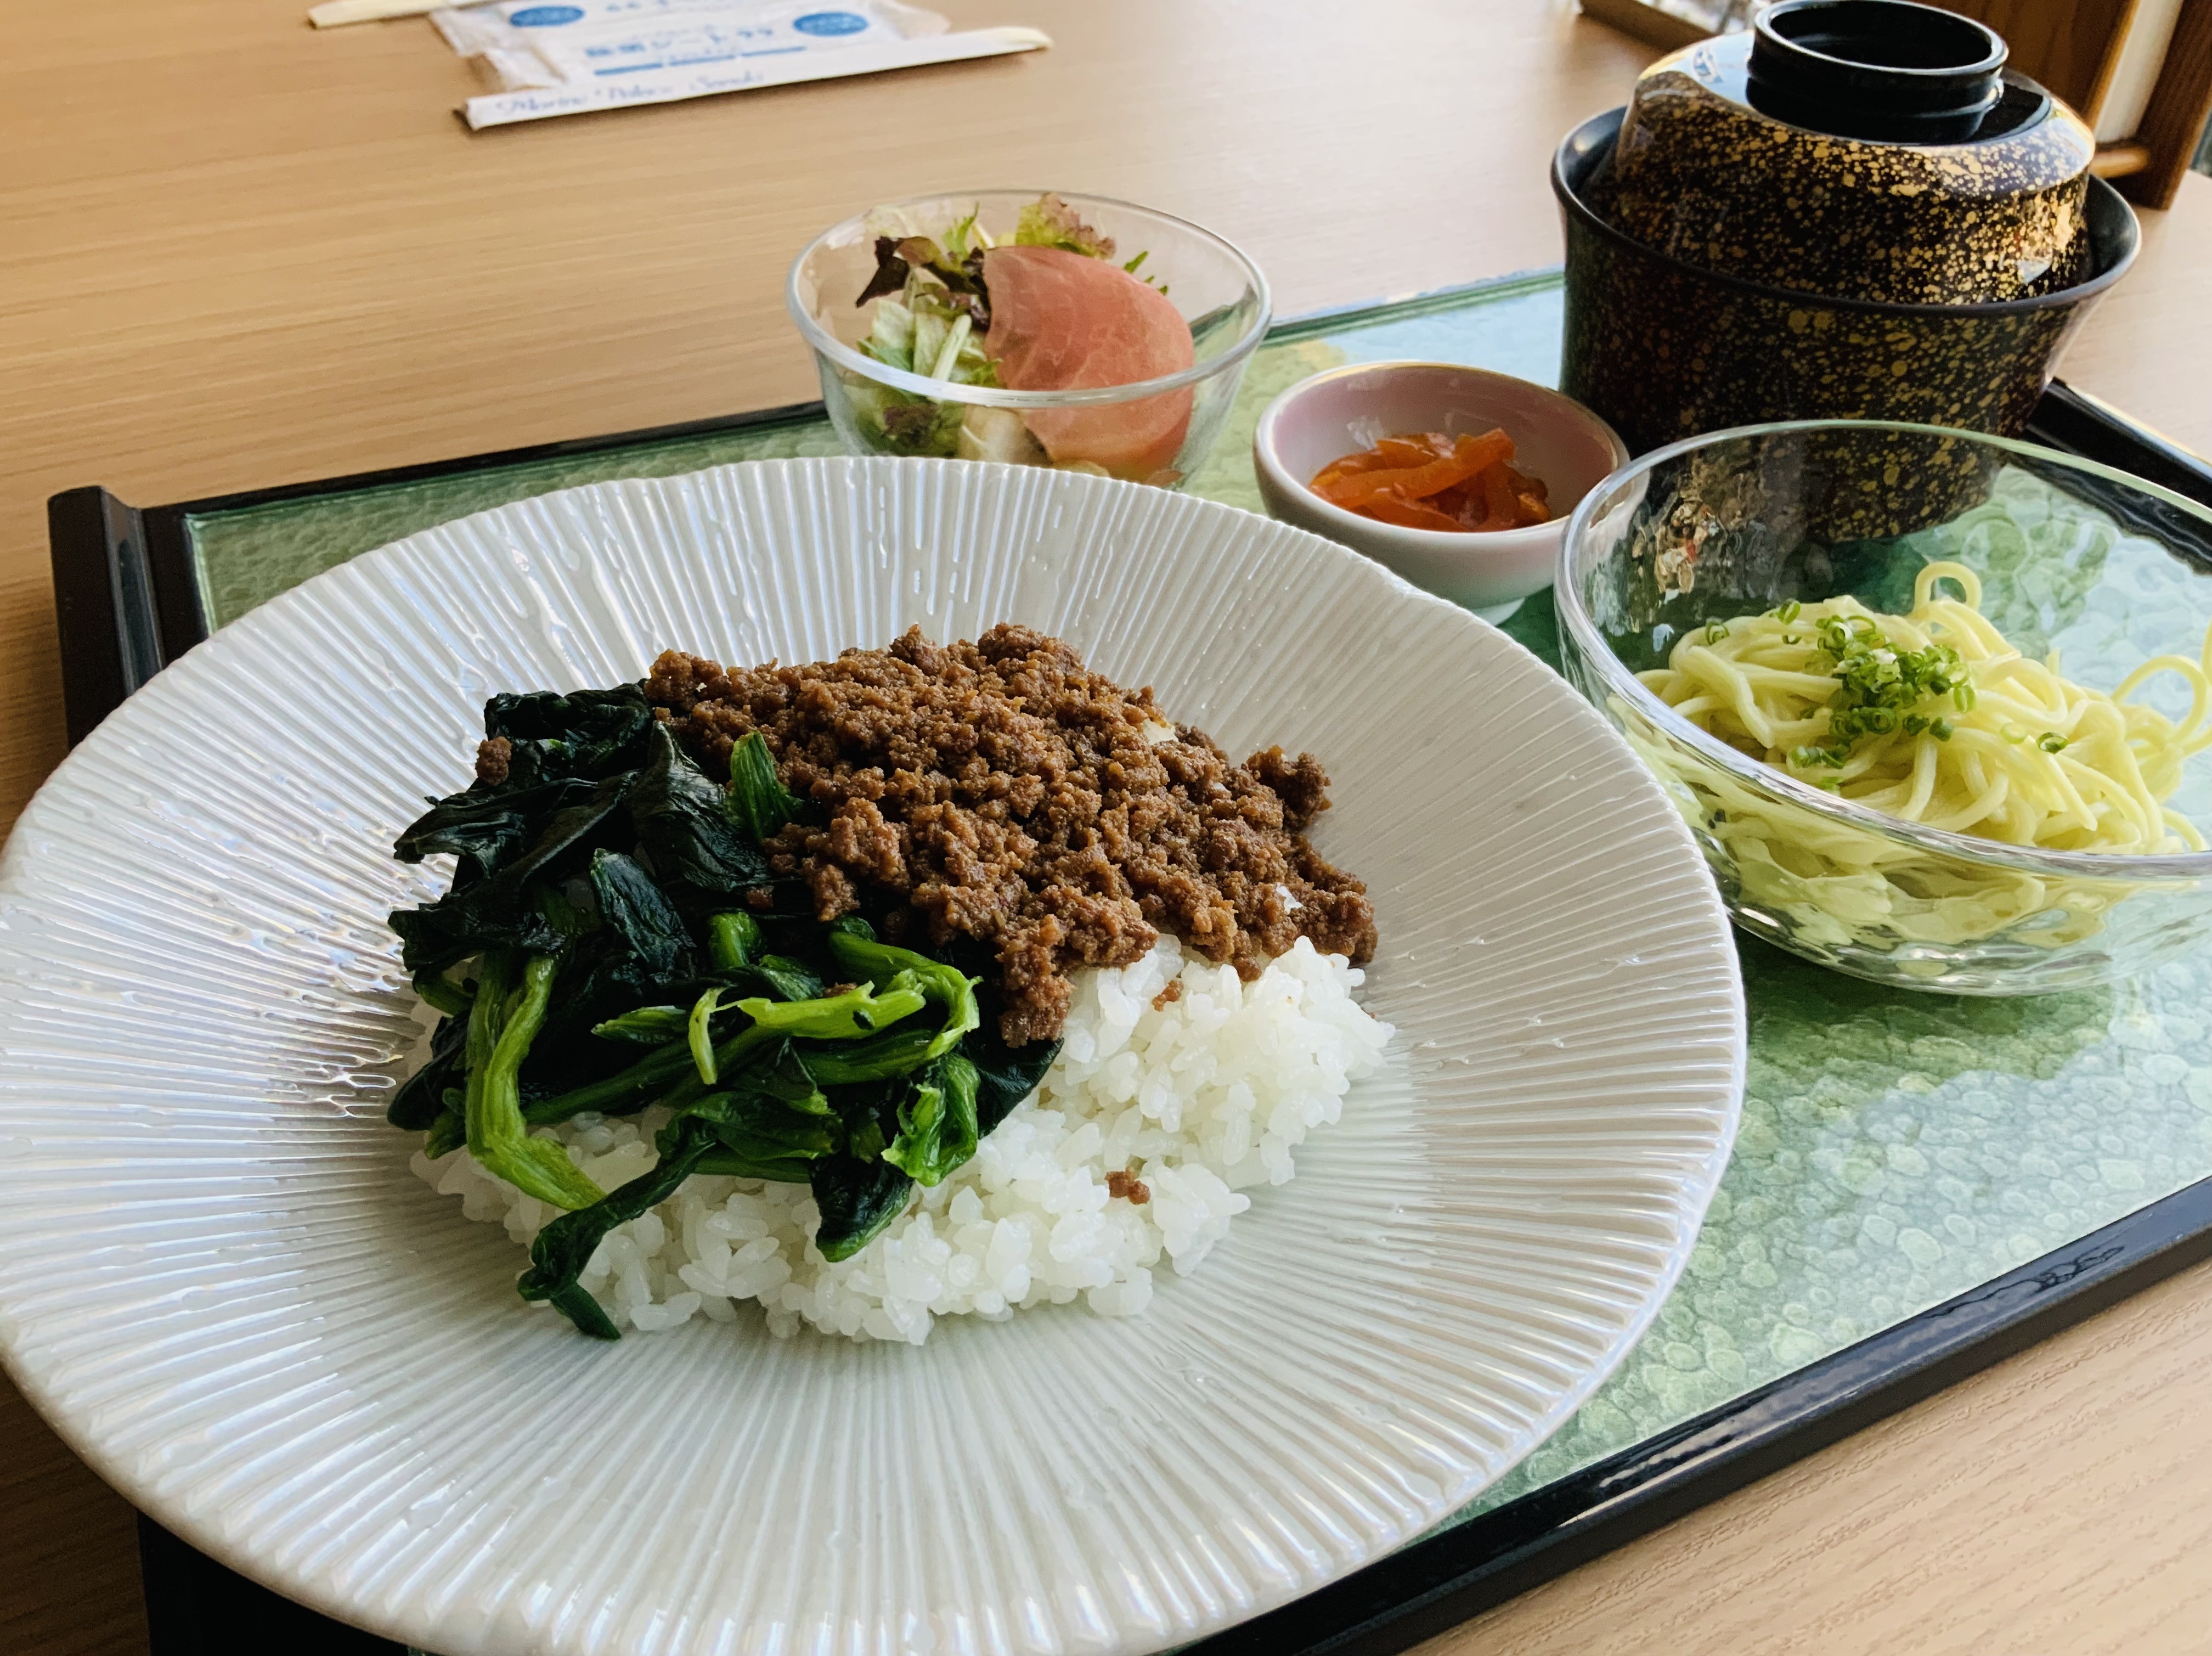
[1556,419,2212,993]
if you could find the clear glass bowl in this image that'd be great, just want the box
[1556,419,2212,993]
[786,189,1270,488]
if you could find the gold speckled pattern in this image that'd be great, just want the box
[1560,196,2097,458]
[1555,104,2136,463]
[1602,35,2096,306]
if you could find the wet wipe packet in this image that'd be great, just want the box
[430,0,1048,128]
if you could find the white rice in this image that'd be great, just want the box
[413,935,1391,1343]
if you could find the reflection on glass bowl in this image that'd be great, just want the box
[787,190,1270,489]
[1557,419,2212,993]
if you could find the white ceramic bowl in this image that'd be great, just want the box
[1254,361,1629,620]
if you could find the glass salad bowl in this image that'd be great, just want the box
[787,189,1271,488]
[1556,419,2212,993]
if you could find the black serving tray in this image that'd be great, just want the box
[46,276,2212,1656]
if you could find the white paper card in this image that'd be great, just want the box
[432,1,1048,129]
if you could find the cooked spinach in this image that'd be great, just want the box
[394,776,597,877]
[485,685,657,786]
[882,1054,980,1186]
[463,950,606,1210]
[589,850,691,975]
[387,678,1061,1337]
[628,726,770,895]
[386,1007,469,1130]
[516,1118,720,1340]
[827,930,980,1059]
[726,731,804,841]
[809,1153,918,1262]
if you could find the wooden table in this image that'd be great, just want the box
[4,4,2210,1652]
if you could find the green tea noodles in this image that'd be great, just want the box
[1634,561,2212,949]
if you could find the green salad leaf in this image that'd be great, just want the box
[1013,191,1115,260]
[855,234,989,326]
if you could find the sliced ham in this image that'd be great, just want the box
[980,244,1196,479]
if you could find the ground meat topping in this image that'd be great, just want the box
[1105,1170,1152,1204]
[646,624,1377,1045]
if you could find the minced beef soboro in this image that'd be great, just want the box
[640,624,1376,1046]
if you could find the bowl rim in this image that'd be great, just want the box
[785,188,1274,410]
[1555,416,2212,881]
[1252,359,1631,550]
[1551,109,2141,319]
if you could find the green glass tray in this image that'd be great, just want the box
[48,270,2212,1656]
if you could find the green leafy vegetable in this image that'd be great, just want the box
[684,1047,840,1180]
[424,1107,466,1160]
[388,870,567,980]
[809,1154,916,1263]
[389,671,1077,1337]
[463,952,606,1211]
[798,1022,940,1084]
[482,686,657,788]
[588,850,691,975]
[1013,192,1115,260]
[707,910,763,972]
[736,981,928,1040]
[960,1017,1063,1137]
[522,1028,737,1125]
[726,732,803,841]
[387,1010,469,1129]
[882,1054,980,1185]
[411,968,475,1019]
[856,234,989,326]
[394,776,599,877]
[827,930,980,1059]
[741,954,826,1002]
[388,772,634,976]
[628,726,770,896]
[517,1118,720,1339]
[591,1005,687,1044]
[687,986,726,1083]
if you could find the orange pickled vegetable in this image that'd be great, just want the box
[1307,426,1553,533]
[1316,430,1512,511]
[1374,434,1450,467]
[1310,448,1401,489]
[1360,497,1469,532]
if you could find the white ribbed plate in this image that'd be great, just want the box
[0,459,1742,1656]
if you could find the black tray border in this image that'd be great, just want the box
[43,295,2212,1654]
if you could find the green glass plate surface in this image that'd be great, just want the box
[184,270,2212,1544]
